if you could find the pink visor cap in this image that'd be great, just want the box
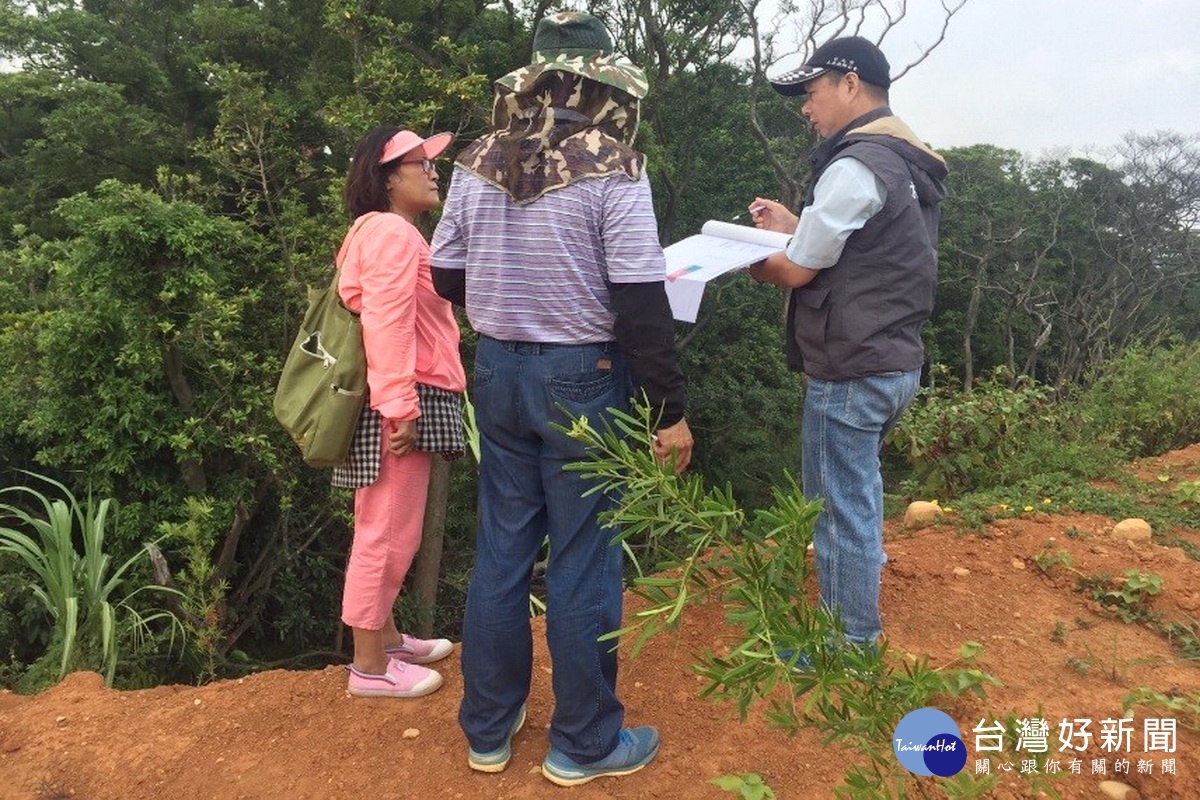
[378,130,454,165]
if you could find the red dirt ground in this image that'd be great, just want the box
[2,446,1199,799]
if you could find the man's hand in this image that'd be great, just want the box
[653,417,694,474]
[386,417,418,457]
[749,197,798,234]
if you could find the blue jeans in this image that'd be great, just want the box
[802,370,921,644]
[460,336,630,763]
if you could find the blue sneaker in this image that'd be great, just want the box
[467,704,527,773]
[541,726,660,786]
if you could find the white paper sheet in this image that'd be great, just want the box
[663,222,790,322]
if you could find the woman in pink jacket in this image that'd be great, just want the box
[331,127,467,698]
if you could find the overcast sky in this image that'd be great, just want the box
[870,0,1200,156]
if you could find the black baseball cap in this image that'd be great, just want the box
[768,36,892,96]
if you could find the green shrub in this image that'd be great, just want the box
[564,403,1007,797]
[887,366,1056,498]
[1073,341,1200,458]
[886,344,1200,501]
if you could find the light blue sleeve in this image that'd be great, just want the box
[786,158,886,270]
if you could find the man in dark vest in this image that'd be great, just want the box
[746,36,947,660]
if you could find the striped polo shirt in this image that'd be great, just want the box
[430,168,667,343]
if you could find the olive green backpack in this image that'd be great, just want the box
[273,214,376,467]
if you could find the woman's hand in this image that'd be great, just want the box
[749,197,798,234]
[386,418,418,457]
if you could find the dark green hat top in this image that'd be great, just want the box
[532,11,613,57]
[496,11,648,99]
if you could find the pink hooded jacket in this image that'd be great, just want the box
[336,212,466,421]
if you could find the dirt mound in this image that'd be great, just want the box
[2,446,1199,799]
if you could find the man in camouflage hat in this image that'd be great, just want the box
[431,10,691,788]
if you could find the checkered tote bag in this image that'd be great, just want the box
[331,385,465,489]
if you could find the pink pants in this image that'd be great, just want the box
[341,447,433,630]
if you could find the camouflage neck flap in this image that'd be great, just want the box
[456,72,643,204]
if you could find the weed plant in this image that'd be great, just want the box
[888,344,1200,504]
[888,365,1059,498]
[157,497,228,682]
[0,472,183,688]
[710,772,778,799]
[565,405,1016,797]
[1176,480,1200,505]
[1071,341,1200,458]
[1123,686,1200,732]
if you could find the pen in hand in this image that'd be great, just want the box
[729,204,766,222]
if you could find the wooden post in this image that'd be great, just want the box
[411,456,450,637]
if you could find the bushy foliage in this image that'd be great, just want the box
[890,342,1200,502]
[888,366,1060,498]
[1070,341,1200,458]
[677,280,805,509]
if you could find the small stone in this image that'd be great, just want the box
[1112,518,1152,542]
[904,501,942,527]
[1011,558,1026,570]
[1098,779,1140,800]
[952,567,971,578]
[401,728,419,739]
[55,716,67,726]
[1013,612,1022,619]
[1164,548,1188,563]
[194,698,202,706]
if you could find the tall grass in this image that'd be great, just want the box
[0,472,183,687]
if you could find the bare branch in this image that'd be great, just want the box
[890,0,968,84]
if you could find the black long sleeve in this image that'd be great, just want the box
[609,281,686,427]
[432,266,466,307]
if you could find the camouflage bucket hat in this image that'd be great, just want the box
[496,11,649,99]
